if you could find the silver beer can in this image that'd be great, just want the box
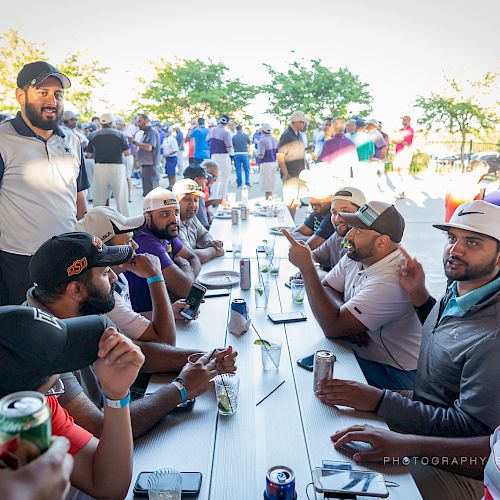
[240,205,248,220]
[313,350,336,392]
[231,207,239,224]
[240,258,251,290]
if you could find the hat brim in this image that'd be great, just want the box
[339,212,373,232]
[112,214,146,234]
[432,222,498,241]
[177,190,204,197]
[37,72,71,89]
[95,244,133,267]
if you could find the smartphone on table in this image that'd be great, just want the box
[268,311,307,324]
[312,467,388,497]
[179,282,207,320]
[133,471,202,496]
[296,354,314,371]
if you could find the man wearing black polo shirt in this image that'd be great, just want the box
[87,113,130,216]
[278,111,308,218]
[0,61,89,305]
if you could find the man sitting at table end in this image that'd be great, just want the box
[173,178,224,263]
[125,187,201,310]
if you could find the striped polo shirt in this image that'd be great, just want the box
[0,112,89,255]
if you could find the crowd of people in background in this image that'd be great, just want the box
[1,60,500,500]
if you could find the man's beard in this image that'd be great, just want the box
[79,282,116,315]
[347,239,375,262]
[24,97,62,130]
[443,255,498,282]
[336,224,351,238]
[149,218,178,240]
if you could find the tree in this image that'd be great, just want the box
[0,29,108,119]
[136,58,257,123]
[415,73,499,168]
[263,59,372,127]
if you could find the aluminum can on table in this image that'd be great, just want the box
[265,465,296,500]
[313,350,336,392]
[231,298,248,319]
[231,207,239,224]
[240,258,251,290]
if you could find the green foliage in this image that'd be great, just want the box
[136,59,257,122]
[409,150,430,173]
[0,29,108,120]
[415,73,498,168]
[263,59,372,127]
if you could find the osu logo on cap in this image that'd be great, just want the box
[92,235,103,252]
[67,257,88,277]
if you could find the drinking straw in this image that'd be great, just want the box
[256,380,285,407]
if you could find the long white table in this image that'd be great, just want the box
[126,215,421,499]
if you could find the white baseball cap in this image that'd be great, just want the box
[172,178,204,198]
[261,123,272,133]
[100,113,115,125]
[333,187,367,208]
[75,207,145,243]
[207,117,218,127]
[299,162,338,199]
[433,200,500,242]
[143,187,179,213]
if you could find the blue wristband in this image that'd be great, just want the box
[103,391,131,409]
[147,275,165,285]
[171,378,188,403]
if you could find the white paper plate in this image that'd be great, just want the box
[197,270,240,288]
[214,211,232,219]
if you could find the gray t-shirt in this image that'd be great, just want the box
[136,126,160,166]
[313,231,346,270]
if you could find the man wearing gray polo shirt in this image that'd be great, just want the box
[283,201,422,390]
[0,61,89,305]
[133,113,161,196]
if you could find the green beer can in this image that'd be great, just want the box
[0,391,51,469]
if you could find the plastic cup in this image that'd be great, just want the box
[261,342,282,372]
[259,264,270,283]
[227,192,236,206]
[254,283,270,308]
[147,468,182,500]
[232,241,242,258]
[269,259,280,276]
[291,279,305,304]
[214,373,239,416]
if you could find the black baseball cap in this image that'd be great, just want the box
[29,232,133,289]
[0,306,106,398]
[17,61,71,89]
[340,201,405,243]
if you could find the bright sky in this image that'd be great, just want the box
[2,0,498,130]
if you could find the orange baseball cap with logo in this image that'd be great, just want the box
[29,232,133,289]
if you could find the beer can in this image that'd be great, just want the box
[231,298,248,319]
[0,391,51,469]
[240,205,248,220]
[313,350,336,392]
[231,207,239,224]
[265,465,296,500]
[240,258,251,290]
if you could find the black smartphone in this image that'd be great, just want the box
[297,354,314,371]
[204,288,231,298]
[133,471,202,496]
[268,312,307,324]
[180,282,207,320]
[172,398,195,412]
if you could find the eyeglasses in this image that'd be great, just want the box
[44,378,65,397]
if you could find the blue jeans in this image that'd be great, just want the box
[234,154,250,187]
[354,353,416,390]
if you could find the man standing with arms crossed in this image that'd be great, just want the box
[0,61,89,305]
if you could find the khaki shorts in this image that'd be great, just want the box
[282,176,308,207]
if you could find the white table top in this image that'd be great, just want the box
[127,219,421,500]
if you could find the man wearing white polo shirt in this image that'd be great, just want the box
[0,61,89,305]
[283,201,422,390]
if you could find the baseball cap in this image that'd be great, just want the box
[261,123,272,133]
[62,110,78,122]
[355,118,366,128]
[401,115,411,120]
[207,117,218,127]
[143,187,179,212]
[75,207,145,243]
[172,123,181,129]
[366,118,379,126]
[114,115,125,125]
[333,187,367,208]
[172,178,204,197]
[433,200,500,242]
[100,113,115,125]
[29,232,133,289]
[219,114,230,124]
[184,165,209,180]
[0,306,107,398]
[340,201,405,243]
[289,111,307,123]
[299,162,338,199]
[88,123,97,133]
[17,61,71,89]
